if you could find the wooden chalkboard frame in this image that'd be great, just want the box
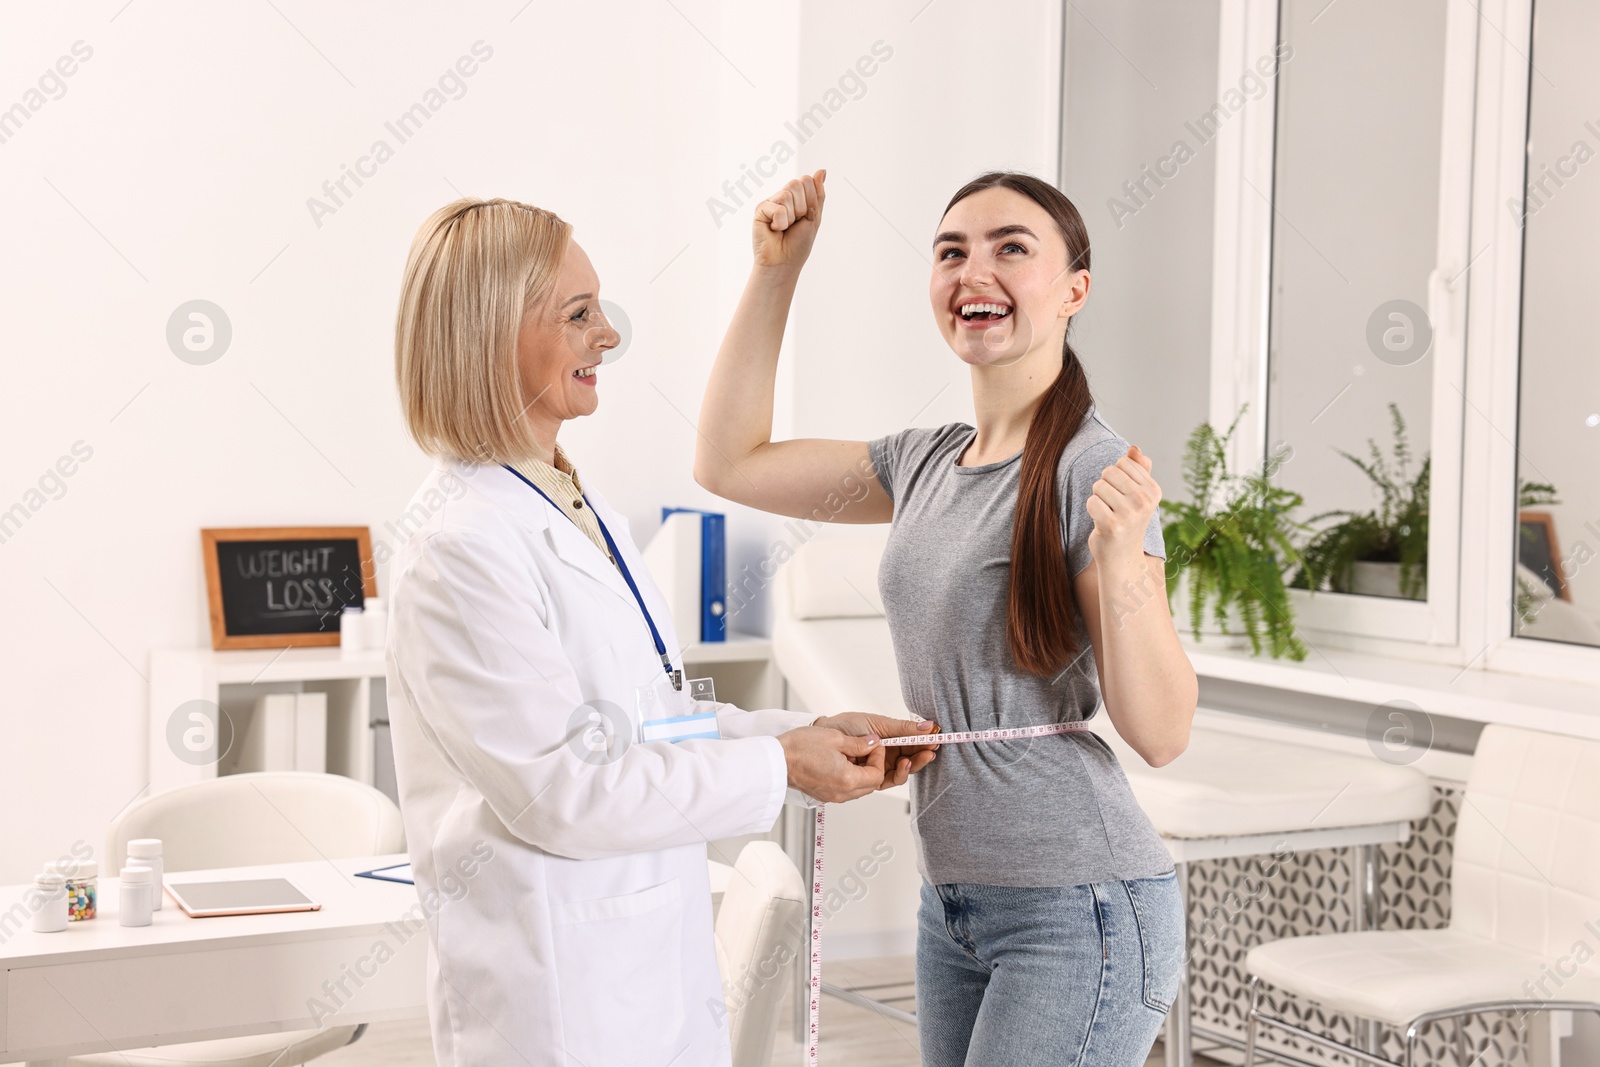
[201,526,377,650]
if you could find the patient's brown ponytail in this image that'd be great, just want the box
[942,172,1095,677]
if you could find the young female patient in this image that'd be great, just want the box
[694,168,1198,1066]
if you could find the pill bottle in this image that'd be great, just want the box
[126,838,165,911]
[31,871,68,933]
[339,605,365,656]
[65,858,97,921]
[119,865,155,927]
[363,596,388,650]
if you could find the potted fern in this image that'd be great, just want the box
[1289,403,1429,600]
[1161,405,1310,661]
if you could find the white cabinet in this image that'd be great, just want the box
[147,647,390,798]
[146,635,782,806]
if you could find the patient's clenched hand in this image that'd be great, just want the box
[813,713,940,790]
[753,169,826,275]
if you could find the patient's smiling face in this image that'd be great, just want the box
[516,239,618,429]
[930,186,1087,369]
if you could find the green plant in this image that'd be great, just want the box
[1160,404,1310,660]
[1514,477,1561,624]
[1290,403,1429,599]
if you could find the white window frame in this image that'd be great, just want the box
[1208,0,1480,651]
[1462,0,1600,686]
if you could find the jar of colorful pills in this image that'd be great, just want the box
[65,858,97,921]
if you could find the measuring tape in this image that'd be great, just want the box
[803,719,1094,1067]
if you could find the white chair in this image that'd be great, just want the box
[73,772,406,1067]
[1244,723,1600,1067]
[715,841,808,1067]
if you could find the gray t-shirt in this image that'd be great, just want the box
[867,407,1176,887]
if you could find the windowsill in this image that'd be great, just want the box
[1177,632,1600,741]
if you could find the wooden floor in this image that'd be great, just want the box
[318,955,1226,1066]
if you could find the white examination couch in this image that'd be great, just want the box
[771,533,1433,1066]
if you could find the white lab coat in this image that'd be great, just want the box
[384,457,818,1067]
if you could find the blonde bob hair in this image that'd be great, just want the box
[394,197,571,464]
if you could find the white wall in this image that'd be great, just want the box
[789,0,1063,449]
[0,0,809,884]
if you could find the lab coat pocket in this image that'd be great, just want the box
[551,877,687,1065]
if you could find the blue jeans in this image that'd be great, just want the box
[915,870,1185,1067]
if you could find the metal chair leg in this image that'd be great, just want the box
[1243,974,1262,1067]
[1352,843,1381,1054]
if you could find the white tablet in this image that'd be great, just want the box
[164,877,321,917]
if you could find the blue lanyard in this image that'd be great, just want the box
[501,464,679,687]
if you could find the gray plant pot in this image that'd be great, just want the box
[1348,560,1427,600]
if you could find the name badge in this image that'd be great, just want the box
[636,675,720,744]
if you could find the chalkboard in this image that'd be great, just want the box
[202,527,377,650]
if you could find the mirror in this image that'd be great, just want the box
[1263,0,1450,601]
[1510,0,1600,647]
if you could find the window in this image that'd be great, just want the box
[1206,0,1597,683]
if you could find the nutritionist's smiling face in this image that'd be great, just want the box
[517,239,618,426]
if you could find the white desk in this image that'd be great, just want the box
[3,853,741,1065]
[1,855,425,1064]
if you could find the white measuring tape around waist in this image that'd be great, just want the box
[802,719,1094,1066]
